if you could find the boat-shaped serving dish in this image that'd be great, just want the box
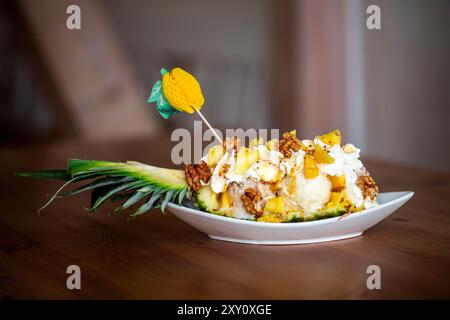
[167,191,413,245]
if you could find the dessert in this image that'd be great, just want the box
[18,67,379,223]
[18,129,379,223]
[193,129,378,222]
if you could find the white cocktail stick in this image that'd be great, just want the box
[194,108,223,144]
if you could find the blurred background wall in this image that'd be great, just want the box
[105,0,273,131]
[0,0,449,172]
[363,0,450,172]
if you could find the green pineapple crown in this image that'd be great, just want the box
[17,159,188,218]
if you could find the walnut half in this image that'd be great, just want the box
[241,188,263,217]
[185,161,211,192]
[357,174,379,200]
[279,131,302,158]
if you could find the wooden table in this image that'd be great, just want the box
[1,137,449,299]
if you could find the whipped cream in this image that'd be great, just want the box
[246,162,280,182]
[208,137,373,212]
[313,139,365,207]
[280,149,305,176]
[257,145,281,165]
[210,152,230,193]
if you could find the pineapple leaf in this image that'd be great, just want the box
[19,159,189,217]
[90,180,148,211]
[161,190,176,212]
[63,177,133,197]
[37,178,77,215]
[131,191,163,218]
[90,184,118,210]
[16,170,70,181]
[114,186,153,212]
[177,188,187,205]
[67,159,120,177]
[110,192,133,203]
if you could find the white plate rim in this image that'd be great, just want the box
[166,191,414,227]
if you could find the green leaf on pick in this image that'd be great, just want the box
[147,77,179,119]
[156,94,179,119]
[148,80,162,103]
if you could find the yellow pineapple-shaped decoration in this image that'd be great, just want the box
[162,68,204,113]
[149,66,222,143]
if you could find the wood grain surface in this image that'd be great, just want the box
[1,137,449,299]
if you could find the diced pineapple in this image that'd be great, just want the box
[219,189,233,210]
[343,143,357,154]
[249,137,264,148]
[249,150,259,164]
[257,213,283,223]
[317,129,342,146]
[313,144,335,164]
[319,191,348,215]
[256,162,281,182]
[325,190,354,212]
[304,154,319,179]
[269,180,283,192]
[329,175,346,190]
[206,144,225,167]
[264,197,285,214]
[299,139,313,152]
[329,191,345,205]
[235,147,258,175]
[266,139,279,151]
[287,176,297,196]
[197,185,220,212]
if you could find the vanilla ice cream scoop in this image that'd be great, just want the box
[291,172,332,216]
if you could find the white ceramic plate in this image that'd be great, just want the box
[167,191,413,245]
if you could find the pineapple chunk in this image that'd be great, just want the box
[264,197,285,214]
[219,189,233,210]
[206,144,225,167]
[329,191,345,204]
[287,176,297,196]
[256,162,281,182]
[343,143,357,154]
[322,191,348,213]
[304,154,319,179]
[300,140,313,152]
[317,129,342,146]
[197,185,220,212]
[329,175,346,190]
[266,139,279,151]
[249,149,259,164]
[269,180,283,192]
[258,213,283,223]
[249,137,264,148]
[235,147,258,175]
[324,191,354,212]
[313,144,335,164]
